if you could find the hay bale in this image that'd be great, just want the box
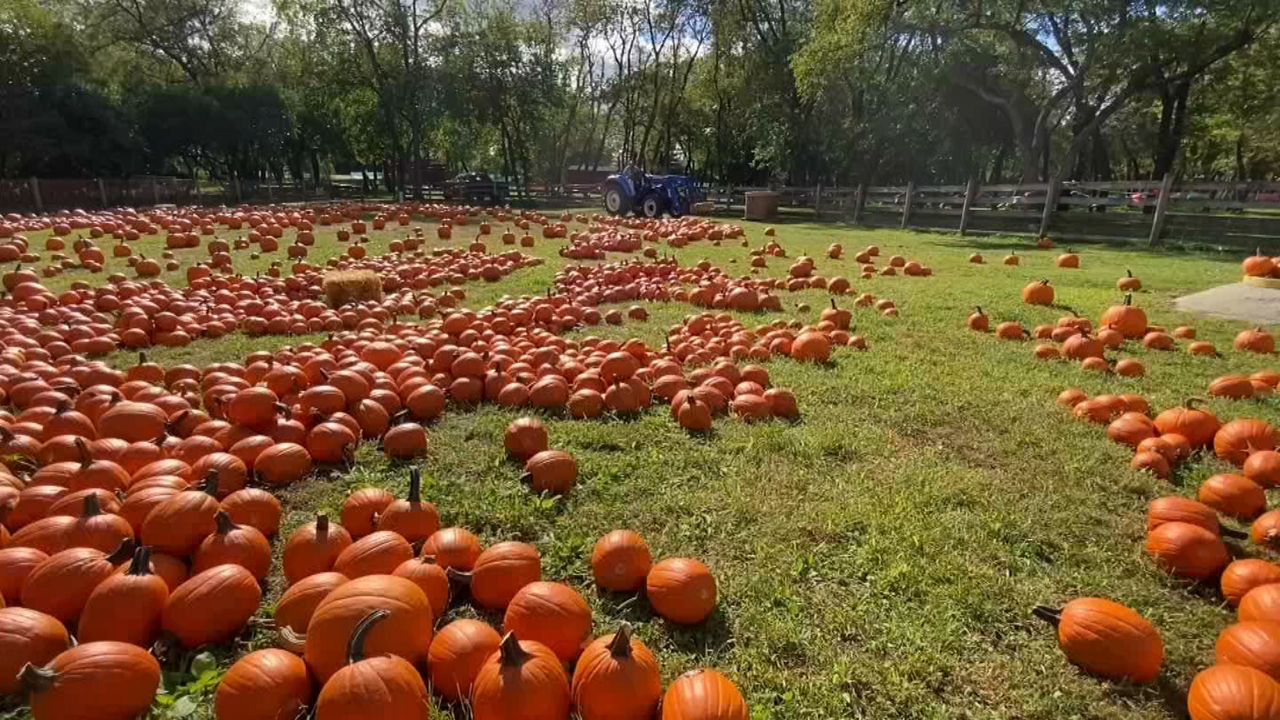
[323,270,383,308]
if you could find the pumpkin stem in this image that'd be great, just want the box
[445,567,472,586]
[518,471,532,485]
[54,398,69,415]
[829,298,837,310]
[974,306,983,315]
[1031,605,1062,627]
[1124,293,1132,306]
[106,537,136,564]
[138,351,148,366]
[347,609,391,665]
[199,472,220,497]
[315,513,330,538]
[278,626,306,653]
[214,511,236,535]
[81,492,102,518]
[75,437,92,468]
[407,468,422,503]
[497,632,530,667]
[1126,269,1133,278]
[125,546,152,576]
[16,663,56,693]
[607,623,635,659]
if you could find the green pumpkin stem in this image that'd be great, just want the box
[126,546,152,576]
[1124,293,1133,306]
[1031,605,1062,627]
[497,632,530,667]
[347,609,391,665]
[607,623,634,659]
[829,298,837,310]
[408,468,422,504]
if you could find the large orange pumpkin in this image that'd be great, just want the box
[19,640,161,720]
[161,563,262,648]
[303,574,434,683]
[312,609,429,719]
[1031,598,1162,683]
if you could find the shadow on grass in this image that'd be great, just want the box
[1104,674,1187,718]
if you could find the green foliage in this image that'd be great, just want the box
[2,0,1278,184]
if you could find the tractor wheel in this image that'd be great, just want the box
[604,183,630,216]
[641,194,665,218]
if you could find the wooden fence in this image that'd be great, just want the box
[703,177,1280,247]
[7,174,1280,247]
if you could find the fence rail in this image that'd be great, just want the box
[6,175,1280,247]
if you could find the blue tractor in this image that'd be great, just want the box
[603,168,704,218]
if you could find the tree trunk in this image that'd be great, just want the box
[1153,80,1191,179]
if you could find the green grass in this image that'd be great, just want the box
[3,211,1275,719]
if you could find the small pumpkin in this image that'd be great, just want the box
[521,450,577,494]
[1198,474,1267,520]
[504,417,548,460]
[340,487,395,539]
[591,529,653,592]
[660,669,748,720]
[333,530,414,579]
[77,545,169,646]
[0,607,70,696]
[392,555,449,618]
[162,563,262,648]
[1221,559,1280,608]
[422,527,484,570]
[646,557,717,625]
[470,633,571,720]
[504,581,593,662]
[193,511,273,579]
[215,649,314,720]
[1145,521,1229,580]
[274,571,348,634]
[376,468,440,544]
[1187,665,1280,720]
[572,623,662,720]
[427,618,502,702]
[453,541,542,610]
[283,513,354,584]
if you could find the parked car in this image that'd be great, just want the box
[442,172,509,205]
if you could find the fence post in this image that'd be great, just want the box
[1148,172,1175,246]
[29,178,43,213]
[959,177,978,236]
[1038,178,1060,237]
[900,181,915,229]
[266,182,274,204]
[150,178,160,206]
[851,184,865,225]
[233,176,242,204]
[96,178,108,208]
[194,180,202,205]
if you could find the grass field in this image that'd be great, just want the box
[3,210,1275,719]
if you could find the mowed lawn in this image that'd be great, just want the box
[4,210,1275,720]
